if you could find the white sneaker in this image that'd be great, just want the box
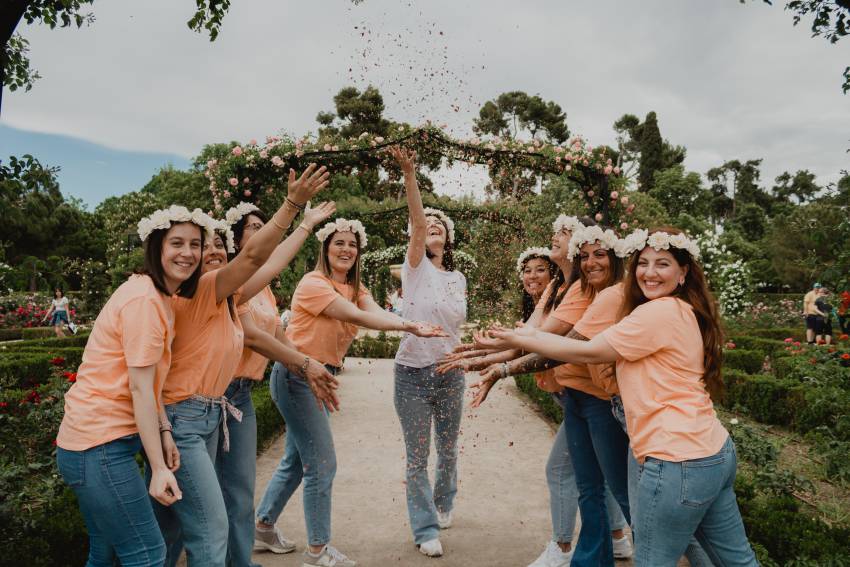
[418,538,443,557]
[612,534,633,559]
[302,544,356,567]
[253,525,296,554]
[437,509,453,529]
[528,541,573,567]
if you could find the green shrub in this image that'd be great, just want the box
[723,371,805,427]
[0,354,54,389]
[21,327,60,340]
[513,374,563,423]
[0,333,89,351]
[727,336,788,358]
[0,328,22,341]
[252,380,284,453]
[724,349,766,374]
[738,327,803,341]
[348,332,401,358]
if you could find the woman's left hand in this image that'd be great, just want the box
[405,321,448,338]
[388,145,417,174]
[161,431,181,472]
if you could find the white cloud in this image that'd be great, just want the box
[5,0,849,195]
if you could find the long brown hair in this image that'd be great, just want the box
[575,237,625,302]
[618,227,724,401]
[543,216,595,315]
[143,222,204,298]
[315,229,364,301]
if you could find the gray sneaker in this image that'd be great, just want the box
[302,544,356,567]
[253,525,296,554]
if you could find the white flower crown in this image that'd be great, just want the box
[224,202,261,227]
[211,219,236,253]
[137,205,217,243]
[316,218,369,249]
[516,247,552,273]
[407,207,456,244]
[552,214,584,235]
[568,225,624,258]
[621,229,701,259]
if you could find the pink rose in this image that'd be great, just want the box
[620,196,629,205]
[228,178,238,187]
[243,177,250,184]
[613,166,621,175]
[259,150,268,159]
[587,190,595,197]
[232,146,243,156]
[244,190,252,197]
[323,144,332,151]
[594,213,603,221]
[271,156,284,167]
[223,190,231,198]
[620,222,628,230]
[604,165,614,175]
[249,139,258,146]
[610,191,619,199]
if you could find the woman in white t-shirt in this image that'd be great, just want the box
[389,146,467,558]
[43,288,72,337]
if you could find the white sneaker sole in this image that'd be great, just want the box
[253,540,296,554]
[418,547,443,558]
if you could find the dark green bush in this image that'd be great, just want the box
[348,332,401,358]
[727,336,788,358]
[723,370,806,427]
[0,328,22,341]
[3,333,90,350]
[738,327,803,341]
[724,348,766,374]
[21,327,60,340]
[252,380,285,453]
[0,354,54,389]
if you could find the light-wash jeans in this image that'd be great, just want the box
[393,363,465,545]
[635,436,758,566]
[562,388,631,567]
[215,379,261,567]
[57,435,166,567]
[548,392,626,544]
[151,397,228,567]
[256,362,338,546]
[611,395,715,567]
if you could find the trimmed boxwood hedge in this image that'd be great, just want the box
[727,336,790,359]
[0,328,22,341]
[21,327,61,340]
[723,349,766,375]
[348,332,401,358]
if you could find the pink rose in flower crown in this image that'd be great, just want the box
[232,146,243,157]
[229,178,239,187]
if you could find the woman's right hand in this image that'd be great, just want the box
[470,370,500,408]
[149,467,182,506]
[287,163,330,205]
[301,359,341,413]
[302,201,336,230]
[388,145,417,174]
[405,321,448,338]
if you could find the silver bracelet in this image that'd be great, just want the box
[501,362,510,379]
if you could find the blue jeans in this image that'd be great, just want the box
[393,363,465,545]
[256,362,338,546]
[611,395,715,567]
[215,379,260,567]
[51,310,69,326]
[635,436,757,566]
[151,397,228,567]
[57,435,166,567]
[548,392,625,544]
[562,388,631,567]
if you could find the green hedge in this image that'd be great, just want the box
[727,336,790,359]
[732,327,802,342]
[724,349,766,375]
[252,380,285,452]
[0,328,22,341]
[21,327,60,340]
[0,348,84,389]
[348,332,401,358]
[1,333,90,351]
[723,370,805,427]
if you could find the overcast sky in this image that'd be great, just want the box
[3,0,849,204]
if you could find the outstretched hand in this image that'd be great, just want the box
[405,321,448,338]
[470,367,502,408]
[303,201,336,230]
[388,145,417,174]
[287,164,330,205]
[298,358,341,413]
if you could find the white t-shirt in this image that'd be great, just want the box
[52,297,69,312]
[395,253,467,368]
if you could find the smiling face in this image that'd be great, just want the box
[635,247,689,300]
[326,230,360,276]
[549,229,572,264]
[521,257,553,300]
[425,215,448,252]
[239,213,265,250]
[161,223,202,292]
[580,242,612,291]
[201,233,228,274]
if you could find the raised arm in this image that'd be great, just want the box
[321,295,445,337]
[237,202,336,305]
[491,326,619,365]
[215,164,330,303]
[390,146,427,269]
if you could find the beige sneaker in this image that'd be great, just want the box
[253,525,296,554]
[302,544,356,567]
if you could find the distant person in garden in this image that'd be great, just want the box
[439,242,631,567]
[489,227,759,567]
[150,165,332,567]
[55,205,212,567]
[815,287,834,345]
[387,146,469,559]
[254,213,445,567]
[158,199,334,567]
[42,287,71,337]
[803,282,824,344]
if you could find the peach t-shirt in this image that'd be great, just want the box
[164,270,245,404]
[234,286,281,380]
[531,281,563,392]
[548,281,608,399]
[602,297,729,462]
[57,275,174,451]
[286,271,371,368]
[574,283,624,396]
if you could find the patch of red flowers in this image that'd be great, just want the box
[842,353,850,361]
[840,334,849,341]
[725,342,736,349]
[50,356,66,366]
[23,390,41,405]
[63,371,77,383]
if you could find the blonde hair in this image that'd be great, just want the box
[314,230,363,301]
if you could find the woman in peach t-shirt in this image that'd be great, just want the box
[492,228,757,567]
[56,206,212,566]
[151,165,332,567]
[255,218,444,567]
